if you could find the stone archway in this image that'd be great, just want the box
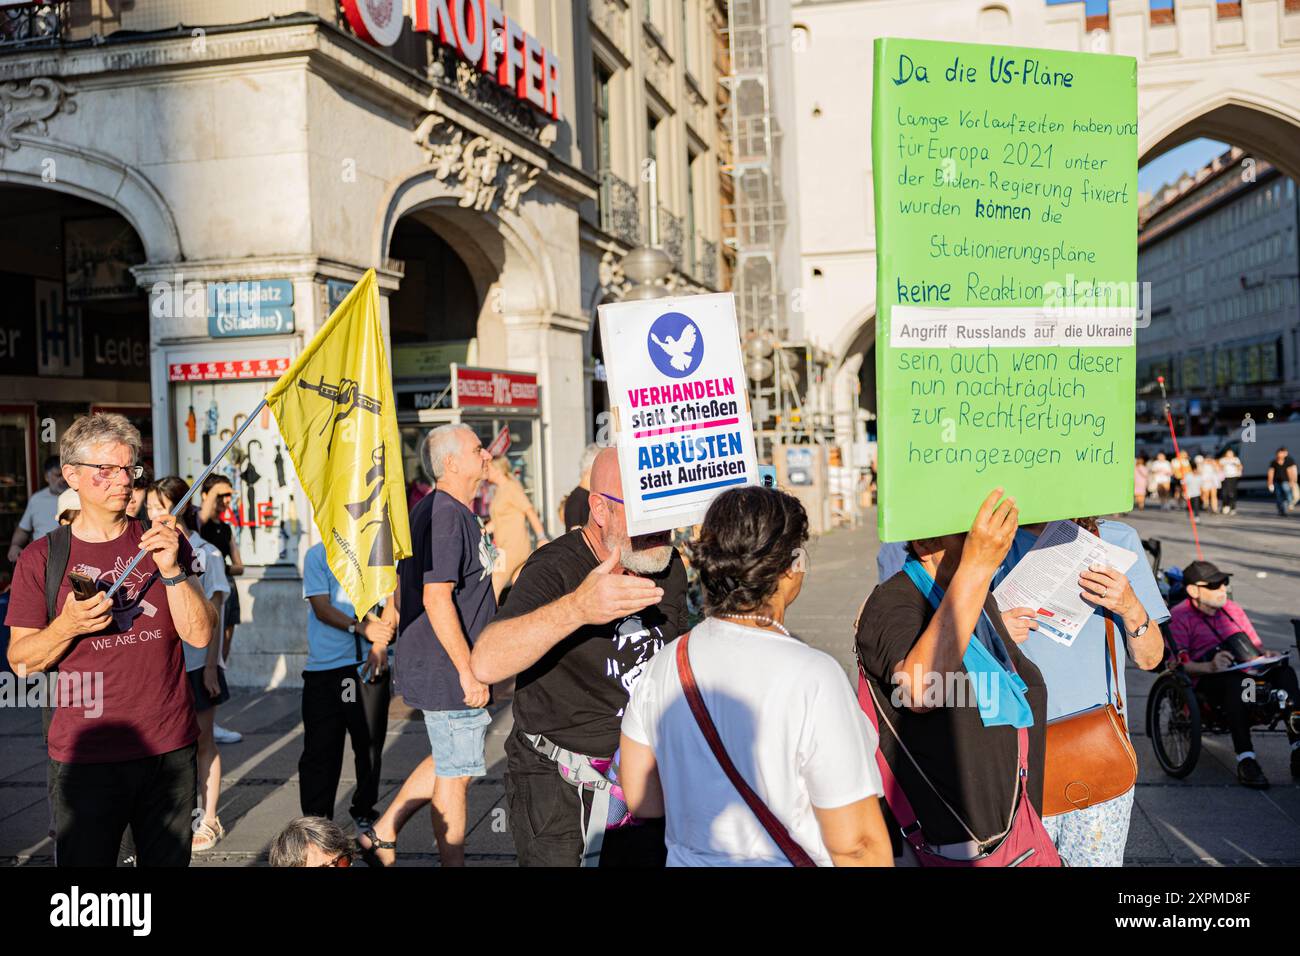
[0,134,182,262]
[375,167,556,334]
[1139,90,1300,183]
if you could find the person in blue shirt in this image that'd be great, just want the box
[878,516,1167,866]
[299,542,397,829]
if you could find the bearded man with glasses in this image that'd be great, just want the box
[1170,559,1300,789]
[471,447,688,867]
[4,413,217,866]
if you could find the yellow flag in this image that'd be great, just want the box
[266,269,411,617]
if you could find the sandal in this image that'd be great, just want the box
[357,825,396,868]
[192,818,225,852]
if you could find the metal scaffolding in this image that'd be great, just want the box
[722,0,812,462]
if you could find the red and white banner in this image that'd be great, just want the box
[454,366,539,409]
[486,425,512,457]
[168,358,290,382]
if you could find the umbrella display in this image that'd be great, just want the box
[242,439,263,543]
[203,398,219,464]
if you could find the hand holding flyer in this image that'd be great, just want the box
[992,519,1137,646]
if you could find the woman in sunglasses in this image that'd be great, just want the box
[1169,559,1300,789]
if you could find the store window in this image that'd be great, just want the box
[0,189,152,559]
[168,355,302,569]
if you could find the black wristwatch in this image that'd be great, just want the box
[161,571,189,587]
[1130,615,1151,637]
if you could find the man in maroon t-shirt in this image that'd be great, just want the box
[5,414,216,867]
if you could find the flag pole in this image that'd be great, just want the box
[1156,375,1203,561]
[105,397,269,598]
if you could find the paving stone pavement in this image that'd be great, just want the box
[3,498,1298,866]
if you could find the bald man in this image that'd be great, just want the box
[472,447,687,866]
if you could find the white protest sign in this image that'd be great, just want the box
[597,293,759,536]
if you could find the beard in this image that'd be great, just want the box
[1196,590,1228,611]
[602,525,674,575]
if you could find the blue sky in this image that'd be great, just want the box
[1046,0,1174,13]
[1139,137,1230,195]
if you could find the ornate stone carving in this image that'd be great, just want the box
[413,115,542,213]
[0,77,75,154]
[428,45,556,148]
[590,0,630,57]
[598,249,631,299]
[641,29,673,95]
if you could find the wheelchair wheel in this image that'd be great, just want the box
[1147,673,1201,778]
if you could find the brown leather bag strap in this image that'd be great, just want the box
[1104,615,1124,715]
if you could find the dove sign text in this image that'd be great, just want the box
[597,293,759,536]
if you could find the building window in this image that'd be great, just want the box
[686,147,698,271]
[594,61,613,172]
[646,111,661,239]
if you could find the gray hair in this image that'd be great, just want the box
[579,442,602,480]
[422,424,472,480]
[60,413,141,470]
[268,816,353,867]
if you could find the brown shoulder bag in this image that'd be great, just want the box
[1041,617,1138,816]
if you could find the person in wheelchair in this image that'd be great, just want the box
[1168,560,1300,789]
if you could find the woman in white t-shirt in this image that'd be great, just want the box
[148,477,229,852]
[1220,450,1243,514]
[619,487,892,867]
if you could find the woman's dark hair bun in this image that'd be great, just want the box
[688,486,809,617]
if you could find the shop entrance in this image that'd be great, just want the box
[0,185,151,577]
[387,210,547,515]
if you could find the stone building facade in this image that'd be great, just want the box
[0,0,724,686]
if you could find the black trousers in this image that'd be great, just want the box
[1202,664,1300,754]
[504,728,666,867]
[299,666,391,821]
[1221,477,1239,509]
[49,744,197,867]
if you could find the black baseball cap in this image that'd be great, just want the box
[1183,560,1230,587]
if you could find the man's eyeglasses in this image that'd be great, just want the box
[69,463,145,481]
[596,492,623,506]
[1196,580,1227,590]
[316,852,352,867]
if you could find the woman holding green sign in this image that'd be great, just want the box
[856,489,1060,867]
[877,512,1168,866]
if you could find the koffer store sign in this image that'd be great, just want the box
[340,0,562,119]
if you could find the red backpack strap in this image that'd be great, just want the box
[676,632,816,868]
[855,663,929,856]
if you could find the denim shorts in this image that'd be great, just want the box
[423,708,491,778]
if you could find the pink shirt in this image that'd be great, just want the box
[1168,598,1263,664]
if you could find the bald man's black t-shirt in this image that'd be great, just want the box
[496,529,688,757]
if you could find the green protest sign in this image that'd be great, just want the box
[873,37,1138,542]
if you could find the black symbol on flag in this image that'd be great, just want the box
[346,446,394,568]
[299,376,382,454]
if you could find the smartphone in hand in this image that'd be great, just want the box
[67,572,100,602]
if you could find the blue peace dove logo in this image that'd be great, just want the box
[647,312,703,379]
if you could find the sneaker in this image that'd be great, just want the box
[1238,756,1270,789]
[351,815,376,833]
[212,724,242,744]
